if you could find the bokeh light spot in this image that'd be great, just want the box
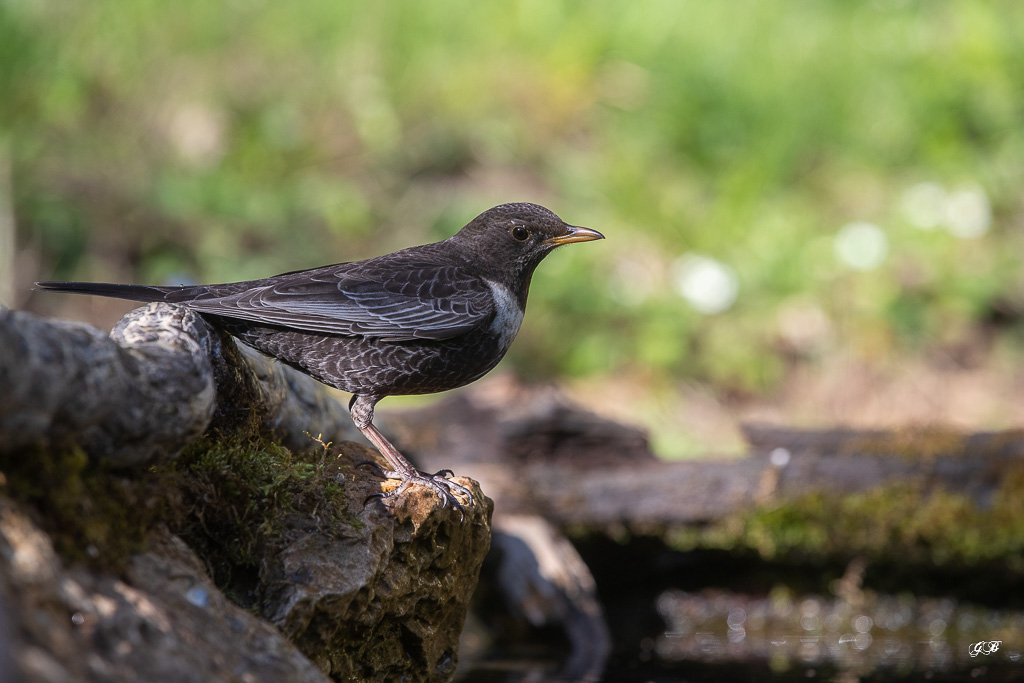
[943,184,990,239]
[833,222,888,271]
[671,254,739,314]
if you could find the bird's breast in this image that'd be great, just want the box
[484,279,525,352]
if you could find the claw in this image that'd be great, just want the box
[356,460,386,475]
[427,471,473,505]
[363,468,472,516]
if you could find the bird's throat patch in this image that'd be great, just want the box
[485,280,525,351]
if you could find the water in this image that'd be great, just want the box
[459,587,1023,682]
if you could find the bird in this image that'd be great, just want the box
[37,202,604,510]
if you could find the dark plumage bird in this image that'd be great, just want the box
[37,202,604,509]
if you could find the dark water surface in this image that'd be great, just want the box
[459,587,1022,682]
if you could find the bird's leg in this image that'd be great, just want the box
[349,394,473,510]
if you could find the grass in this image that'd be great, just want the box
[6,1,1024,397]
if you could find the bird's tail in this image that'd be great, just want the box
[35,281,178,303]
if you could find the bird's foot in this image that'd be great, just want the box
[360,463,474,512]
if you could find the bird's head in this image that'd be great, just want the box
[450,202,604,290]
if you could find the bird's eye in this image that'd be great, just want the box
[511,225,530,241]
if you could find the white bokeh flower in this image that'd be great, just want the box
[670,254,739,314]
[834,221,888,271]
[900,182,945,230]
[944,184,990,239]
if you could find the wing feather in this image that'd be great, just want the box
[182,263,494,341]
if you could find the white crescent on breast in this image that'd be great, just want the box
[484,279,525,352]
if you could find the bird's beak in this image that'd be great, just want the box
[544,225,605,246]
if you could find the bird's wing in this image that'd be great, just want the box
[182,264,495,341]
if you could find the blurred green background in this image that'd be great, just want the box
[4,1,1023,454]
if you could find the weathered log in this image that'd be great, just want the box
[1,306,495,681]
[0,305,360,464]
[396,387,1024,529]
[1,306,217,464]
[740,422,1024,509]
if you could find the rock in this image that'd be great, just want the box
[0,440,492,683]
[258,443,493,681]
[0,305,494,682]
[0,497,328,683]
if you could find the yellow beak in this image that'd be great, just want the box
[544,225,605,246]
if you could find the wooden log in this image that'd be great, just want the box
[0,305,360,465]
[395,388,1024,529]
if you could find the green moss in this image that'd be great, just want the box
[669,465,1024,571]
[0,434,356,587]
[0,445,169,567]
[164,435,355,594]
[844,427,972,459]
